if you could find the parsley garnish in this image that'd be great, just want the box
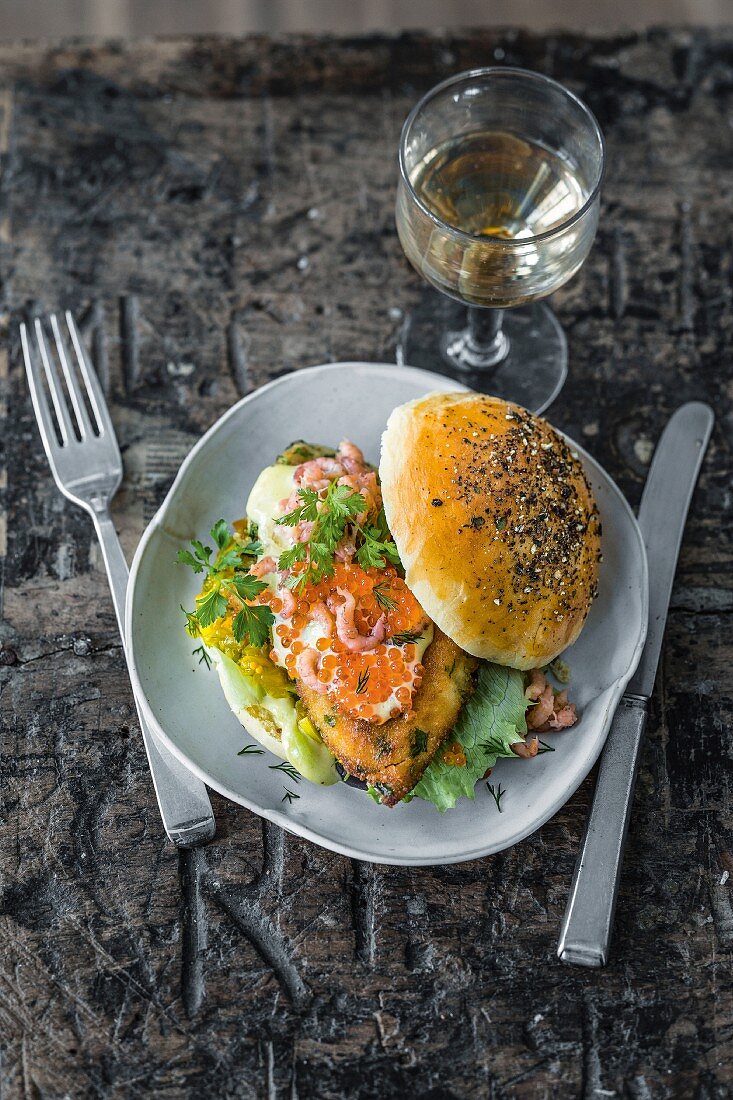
[178,520,274,647]
[355,669,370,695]
[238,743,265,756]
[192,644,211,669]
[390,629,423,646]
[487,781,506,812]
[269,760,301,783]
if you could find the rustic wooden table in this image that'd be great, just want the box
[0,28,731,1099]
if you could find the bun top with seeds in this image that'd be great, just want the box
[379,392,601,670]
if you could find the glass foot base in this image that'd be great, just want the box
[396,291,567,415]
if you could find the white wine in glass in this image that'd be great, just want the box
[396,68,605,413]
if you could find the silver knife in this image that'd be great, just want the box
[557,401,714,967]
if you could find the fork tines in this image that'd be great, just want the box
[20,311,112,449]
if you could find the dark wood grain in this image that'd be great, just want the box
[0,28,731,1099]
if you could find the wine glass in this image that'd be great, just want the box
[395,67,605,413]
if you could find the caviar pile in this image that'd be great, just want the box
[267,562,429,724]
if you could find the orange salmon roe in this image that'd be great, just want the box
[442,742,467,767]
[274,562,428,725]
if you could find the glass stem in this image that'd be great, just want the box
[466,307,510,368]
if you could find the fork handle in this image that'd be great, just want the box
[91,506,216,848]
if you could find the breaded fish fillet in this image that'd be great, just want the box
[297,628,477,805]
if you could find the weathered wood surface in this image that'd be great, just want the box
[0,28,731,1099]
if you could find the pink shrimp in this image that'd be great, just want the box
[294,520,315,543]
[295,648,329,694]
[337,439,366,474]
[549,697,578,729]
[527,683,556,730]
[525,668,548,701]
[276,585,296,619]
[308,601,335,636]
[512,736,539,759]
[335,538,357,562]
[526,680,579,732]
[294,456,346,489]
[250,556,276,577]
[327,588,387,652]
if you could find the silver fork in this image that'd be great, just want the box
[20,310,215,847]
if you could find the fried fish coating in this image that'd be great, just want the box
[297,628,477,805]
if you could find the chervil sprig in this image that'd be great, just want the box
[178,520,274,647]
[276,481,400,591]
[356,524,401,570]
[276,481,367,591]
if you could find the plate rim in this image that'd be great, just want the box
[126,361,649,866]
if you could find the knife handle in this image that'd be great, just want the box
[557,695,647,967]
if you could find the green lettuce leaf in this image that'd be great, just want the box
[413,663,529,812]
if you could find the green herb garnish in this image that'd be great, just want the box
[276,484,400,592]
[372,581,397,612]
[537,739,556,755]
[487,782,506,812]
[269,760,301,783]
[355,669,370,695]
[192,644,212,669]
[276,482,366,590]
[238,743,265,756]
[411,729,429,757]
[390,629,423,646]
[282,787,300,804]
[178,520,274,647]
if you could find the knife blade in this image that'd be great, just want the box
[557,401,714,967]
[627,403,714,698]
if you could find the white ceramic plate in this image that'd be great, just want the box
[126,363,648,866]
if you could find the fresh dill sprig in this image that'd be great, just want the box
[269,760,301,783]
[282,787,300,804]
[177,519,274,647]
[372,581,397,612]
[355,668,370,695]
[238,743,265,756]
[192,644,211,669]
[390,629,423,646]
[487,782,506,812]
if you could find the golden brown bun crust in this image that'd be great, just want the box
[380,393,601,670]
